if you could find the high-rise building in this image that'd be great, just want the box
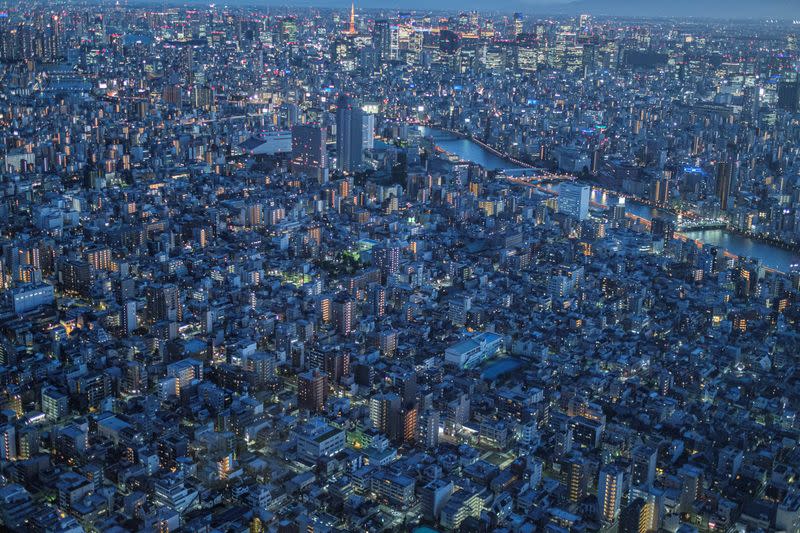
[631,445,657,488]
[0,425,16,461]
[371,285,386,318]
[373,241,401,283]
[373,20,391,61]
[678,464,702,513]
[362,113,375,150]
[516,34,539,72]
[559,453,587,503]
[420,479,453,522]
[651,176,670,205]
[298,370,328,412]
[323,349,350,384]
[630,486,665,532]
[335,95,364,173]
[162,85,183,107]
[513,13,523,37]
[370,392,401,434]
[716,160,732,211]
[123,361,148,395]
[418,409,440,449]
[291,124,328,182]
[58,258,92,297]
[146,283,182,324]
[598,465,625,523]
[316,294,332,323]
[558,183,590,221]
[42,387,68,421]
[777,80,800,112]
[619,497,654,533]
[397,371,417,403]
[166,358,203,395]
[123,300,138,336]
[651,218,675,242]
[77,373,112,409]
[279,17,298,43]
[332,293,356,336]
[84,247,112,271]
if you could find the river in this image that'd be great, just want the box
[591,190,800,273]
[418,127,519,170]
[421,126,800,272]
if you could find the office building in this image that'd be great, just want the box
[716,160,733,211]
[292,124,328,182]
[335,94,364,173]
[558,183,590,220]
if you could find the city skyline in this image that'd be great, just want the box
[0,3,799,533]
[176,0,800,20]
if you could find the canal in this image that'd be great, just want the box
[421,126,800,272]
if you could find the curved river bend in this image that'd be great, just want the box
[422,127,800,272]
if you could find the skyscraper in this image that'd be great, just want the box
[362,113,375,150]
[777,80,800,112]
[558,183,590,221]
[373,20,391,62]
[716,160,732,211]
[335,95,364,173]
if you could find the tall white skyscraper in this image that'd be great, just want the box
[558,183,590,221]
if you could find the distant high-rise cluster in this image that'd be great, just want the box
[0,4,797,533]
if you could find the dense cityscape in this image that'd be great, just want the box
[0,2,800,532]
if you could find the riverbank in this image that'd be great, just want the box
[419,125,800,272]
[588,184,800,254]
[590,188,800,273]
[422,125,533,169]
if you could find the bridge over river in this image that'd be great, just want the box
[419,125,800,273]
